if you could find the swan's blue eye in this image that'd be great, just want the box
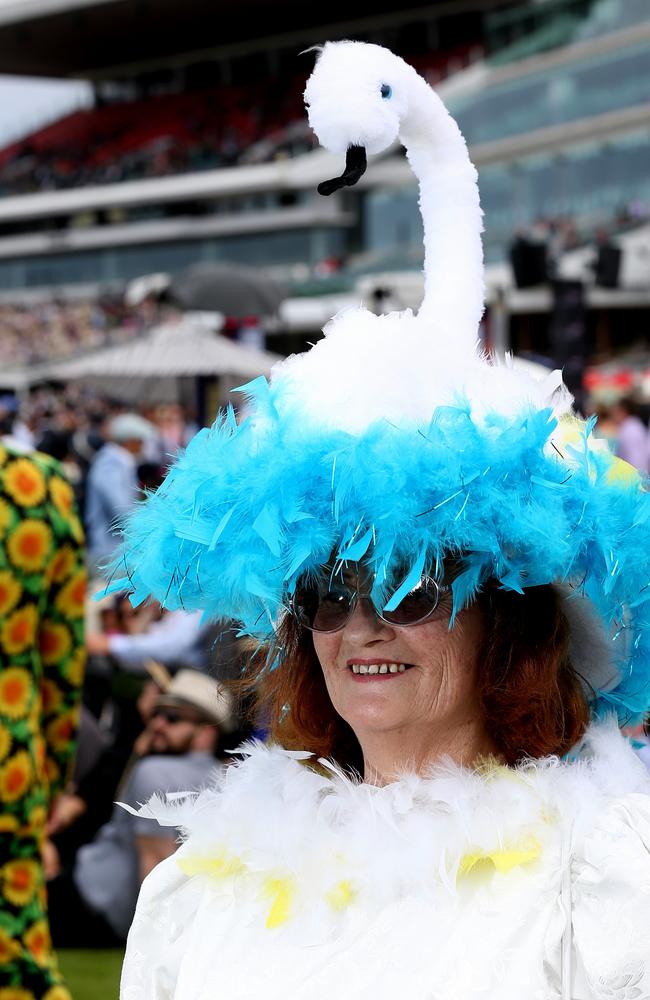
[380,83,392,99]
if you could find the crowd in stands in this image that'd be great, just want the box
[508,200,650,291]
[0,75,310,196]
[0,295,168,368]
[0,45,478,197]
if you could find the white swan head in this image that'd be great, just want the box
[304,41,414,157]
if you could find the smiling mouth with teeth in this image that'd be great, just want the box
[349,663,410,675]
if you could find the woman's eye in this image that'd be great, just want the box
[380,83,392,99]
[324,591,348,605]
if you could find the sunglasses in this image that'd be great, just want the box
[151,707,202,726]
[289,572,450,633]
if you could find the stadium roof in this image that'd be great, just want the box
[0,0,104,22]
[0,0,509,78]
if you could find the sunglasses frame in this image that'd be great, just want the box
[289,573,448,634]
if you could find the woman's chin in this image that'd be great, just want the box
[338,692,413,735]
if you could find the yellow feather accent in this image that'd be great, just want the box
[605,456,639,486]
[554,414,584,448]
[553,414,640,489]
[458,835,541,879]
[261,876,295,928]
[326,879,356,911]
[178,850,246,880]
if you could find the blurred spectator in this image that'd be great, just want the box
[510,208,647,289]
[44,664,169,875]
[0,394,28,454]
[47,670,232,947]
[87,606,210,673]
[0,443,85,997]
[85,412,158,570]
[610,397,649,472]
[153,403,195,461]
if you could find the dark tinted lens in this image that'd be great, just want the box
[293,583,355,632]
[153,709,183,725]
[383,577,441,625]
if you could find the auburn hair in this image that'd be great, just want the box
[240,584,590,769]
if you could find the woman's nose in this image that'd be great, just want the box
[342,597,395,644]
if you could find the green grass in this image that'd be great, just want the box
[58,949,124,1000]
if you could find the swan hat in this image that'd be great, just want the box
[109,42,650,723]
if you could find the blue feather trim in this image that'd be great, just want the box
[108,377,650,723]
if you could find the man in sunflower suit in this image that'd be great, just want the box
[0,441,86,1000]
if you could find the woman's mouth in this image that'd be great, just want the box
[347,661,412,678]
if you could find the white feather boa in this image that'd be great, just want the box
[122,722,650,1000]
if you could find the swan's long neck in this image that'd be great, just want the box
[399,74,484,343]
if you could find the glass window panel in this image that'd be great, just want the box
[0,228,346,290]
[449,40,650,144]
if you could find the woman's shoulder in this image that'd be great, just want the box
[567,720,650,826]
[569,721,650,869]
[567,725,650,992]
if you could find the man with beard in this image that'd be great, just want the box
[47,671,232,947]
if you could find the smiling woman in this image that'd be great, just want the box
[114,40,650,1000]
[248,581,588,779]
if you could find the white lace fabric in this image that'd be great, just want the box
[120,723,650,1000]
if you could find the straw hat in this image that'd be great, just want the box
[155,669,234,732]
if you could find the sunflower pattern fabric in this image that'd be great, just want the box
[0,444,85,1000]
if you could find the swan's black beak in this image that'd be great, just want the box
[318,145,367,196]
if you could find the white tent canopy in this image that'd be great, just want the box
[0,319,282,404]
[47,319,281,380]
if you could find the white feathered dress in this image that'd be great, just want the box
[121,722,650,1000]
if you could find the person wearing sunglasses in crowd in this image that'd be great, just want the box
[115,43,650,1000]
[46,671,233,948]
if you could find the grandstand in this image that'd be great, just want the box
[0,0,648,374]
[0,0,494,299]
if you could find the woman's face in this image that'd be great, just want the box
[313,587,485,753]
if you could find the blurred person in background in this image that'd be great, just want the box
[3,397,37,454]
[47,670,231,948]
[0,440,85,1000]
[85,412,157,572]
[82,593,166,739]
[86,603,210,674]
[0,396,44,460]
[610,397,649,472]
[152,404,191,462]
[0,398,14,439]
[43,662,169,878]
[590,403,618,451]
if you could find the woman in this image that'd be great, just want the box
[116,42,650,999]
